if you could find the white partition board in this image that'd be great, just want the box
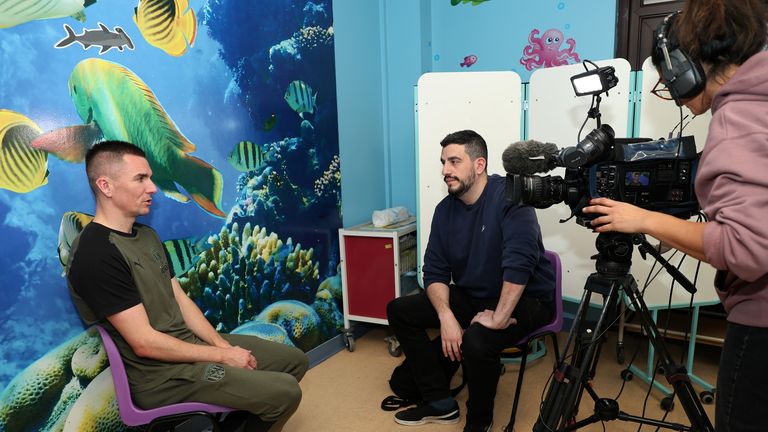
[416,71,522,287]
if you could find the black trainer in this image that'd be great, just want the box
[394,401,460,426]
[463,421,493,432]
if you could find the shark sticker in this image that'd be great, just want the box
[54,22,134,54]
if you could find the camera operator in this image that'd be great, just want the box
[582,1,768,430]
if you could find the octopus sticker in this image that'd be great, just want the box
[520,28,580,71]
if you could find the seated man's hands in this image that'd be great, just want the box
[438,312,464,362]
[220,345,258,370]
[471,309,517,330]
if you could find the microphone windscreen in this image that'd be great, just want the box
[502,140,559,175]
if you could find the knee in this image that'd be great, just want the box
[460,330,494,361]
[386,296,406,322]
[260,375,303,421]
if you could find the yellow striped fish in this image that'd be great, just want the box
[0,0,94,29]
[58,211,94,268]
[0,110,48,193]
[133,0,197,57]
[162,237,209,276]
[284,80,317,118]
[227,141,269,172]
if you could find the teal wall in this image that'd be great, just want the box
[334,0,618,226]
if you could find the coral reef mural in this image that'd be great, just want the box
[0,0,341,430]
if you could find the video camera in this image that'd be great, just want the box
[503,63,700,226]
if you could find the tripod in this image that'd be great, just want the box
[534,232,714,432]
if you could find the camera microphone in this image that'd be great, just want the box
[501,140,559,175]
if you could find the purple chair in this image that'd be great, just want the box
[95,325,237,432]
[502,250,564,432]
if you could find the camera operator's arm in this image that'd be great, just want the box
[426,282,464,362]
[471,281,520,330]
[583,198,706,261]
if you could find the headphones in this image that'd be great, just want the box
[654,11,706,105]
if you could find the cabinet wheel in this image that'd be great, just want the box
[343,333,355,352]
[700,390,715,404]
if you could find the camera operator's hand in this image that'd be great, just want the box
[582,198,651,233]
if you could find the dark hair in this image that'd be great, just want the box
[440,130,488,163]
[85,141,146,195]
[652,0,768,78]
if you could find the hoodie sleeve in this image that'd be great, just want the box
[700,121,768,282]
[501,202,541,286]
[422,201,452,288]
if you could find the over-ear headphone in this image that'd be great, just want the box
[654,12,706,105]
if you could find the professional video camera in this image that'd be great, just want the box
[503,63,700,225]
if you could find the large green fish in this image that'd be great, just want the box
[68,58,225,217]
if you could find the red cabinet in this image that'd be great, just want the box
[338,218,417,349]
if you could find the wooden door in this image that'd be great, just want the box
[616,0,685,70]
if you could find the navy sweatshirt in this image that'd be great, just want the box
[423,174,554,300]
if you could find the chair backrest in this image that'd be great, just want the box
[516,250,563,344]
[540,250,564,335]
[95,325,235,426]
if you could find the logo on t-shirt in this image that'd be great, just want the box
[151,248,170,275]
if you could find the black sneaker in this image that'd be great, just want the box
[394,401,460,426]
[463,421,493,432]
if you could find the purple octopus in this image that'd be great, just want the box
[520,28,581,71]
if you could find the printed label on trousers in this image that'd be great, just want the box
[203,364,226,382]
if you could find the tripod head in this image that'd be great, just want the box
[590,232,697,294]
[592,232,633,278]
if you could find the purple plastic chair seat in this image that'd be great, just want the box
[96,325,237,431]
[503,250,564,432]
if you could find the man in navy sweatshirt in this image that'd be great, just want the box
[387,130,555,432]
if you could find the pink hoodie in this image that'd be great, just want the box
[697,51,768,326]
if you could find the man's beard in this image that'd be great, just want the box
[446,171,476,197]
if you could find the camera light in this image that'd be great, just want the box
[570,66,618,97]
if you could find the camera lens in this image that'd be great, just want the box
[522,175,566,209]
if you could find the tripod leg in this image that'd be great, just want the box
[621,276,714,432]
[534,274,620,431]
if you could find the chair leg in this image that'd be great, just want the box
[550,333,560,363]
[505,344,530,432]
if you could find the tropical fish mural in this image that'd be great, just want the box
[0,110,48,193]
[451,0,491,5]
[31,122,103,162]
[1,1,342,430]
[54,23,135,54]
[162,236,211,277]
[263,114,278,131]
[133,0,197,57]
[284,80,317,119]
[0,0,96,28]
[228,140,272,172]
[57,211,94,268]
[65,58,225,217]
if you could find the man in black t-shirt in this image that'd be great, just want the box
[67,141,308,432]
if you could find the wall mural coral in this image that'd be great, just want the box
[0,0,341,429]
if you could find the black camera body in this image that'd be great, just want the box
[506,131,700,225]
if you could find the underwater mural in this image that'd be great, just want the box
[0,0,341,430]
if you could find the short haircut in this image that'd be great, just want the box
[440,130,488,162]
[85,141,146,196]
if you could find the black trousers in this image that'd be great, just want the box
[387,285,553,425]
[716,322,768,432]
